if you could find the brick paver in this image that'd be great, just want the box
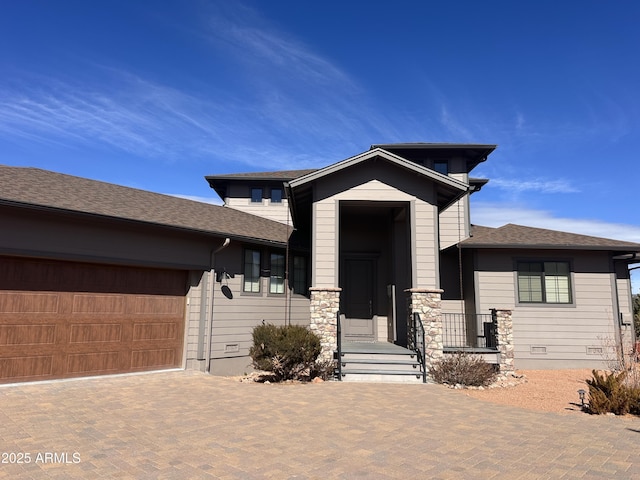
[1,370,638,479]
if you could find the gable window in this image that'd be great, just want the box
[269,253,285,294]
[243,249,261,293]
[271,188,283,203]
[293,256,307,295]
[251,188,262,203]
[434,161,448,175]
[517,261,572,304]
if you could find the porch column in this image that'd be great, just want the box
[309,287,341,362]
[406,288,444,373]
[494,309,515,374]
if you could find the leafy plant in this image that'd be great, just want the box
[429,352,497,387]
[585,370,640,415]
[249,324,321,381]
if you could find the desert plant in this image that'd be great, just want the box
[585,370,640,415]
[249,324,321,381]
[429,352,497,387]
[309,358,336,381]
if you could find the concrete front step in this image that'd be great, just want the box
[340,353,417,362]
[340,370,424,383]
[340,359,421,371]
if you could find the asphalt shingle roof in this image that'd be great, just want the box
[460,223,640,252]
[0,165,290,245]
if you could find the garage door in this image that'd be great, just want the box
[0,257,187,383]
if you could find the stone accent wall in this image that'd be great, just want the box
[406,288,444,374]
[309,287,341,362]
[494,309,515,374]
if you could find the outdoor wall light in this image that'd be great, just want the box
[578,389,586,406]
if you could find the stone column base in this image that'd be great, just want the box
[309,287,341,362]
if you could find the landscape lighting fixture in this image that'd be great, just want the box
[578,389,586,407]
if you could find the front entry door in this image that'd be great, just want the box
[343,258,375,339]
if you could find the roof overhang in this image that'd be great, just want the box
[288,148,469,193]
[370,143,497,172]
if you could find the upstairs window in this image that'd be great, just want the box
[271,188,283,203]
[251,188,262,203]
[517,261,572,304]
[269,253,285,294]
[243,249,261,293]
[434,161,448,175]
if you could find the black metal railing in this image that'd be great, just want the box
[411,312,427,383]
[335,311,342,381]
[442,312,498,350]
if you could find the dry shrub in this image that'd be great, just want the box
[249,324,321,382]
[430,352,497,387]
[586,370,640,415]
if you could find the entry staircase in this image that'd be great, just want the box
[334,312,427,383]
[336,342,425,383]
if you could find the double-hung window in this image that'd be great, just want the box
[269,253,285,294]
[517,261,572,304]
[243,249,261,293]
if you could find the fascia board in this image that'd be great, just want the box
[288,148,468,191]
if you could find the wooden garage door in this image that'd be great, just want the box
[0,257,187,383]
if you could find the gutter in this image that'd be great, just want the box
[205,238,231,373]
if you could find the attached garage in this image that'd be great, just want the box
[0,165,291,382]
[0,257,187,383]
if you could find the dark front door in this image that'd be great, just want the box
[343,258,375,339]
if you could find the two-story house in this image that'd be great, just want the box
[1,143,638,384]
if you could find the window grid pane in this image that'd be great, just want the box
[251,188,262,203]
[271,188,283,203]
[269,253,285,294]
[518,261,571,304]
[243,250,260,293]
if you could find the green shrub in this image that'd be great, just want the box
[429,352,497,387]
[249,324,322,381]
[586,370,640,415]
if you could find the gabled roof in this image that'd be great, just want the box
[288,148,469,193]
[460,223,640,252]
[0,165,290,245]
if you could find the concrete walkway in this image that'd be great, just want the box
[0,370,638,479]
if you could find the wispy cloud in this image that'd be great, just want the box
[488,177,579,194]
[168,193,223,205]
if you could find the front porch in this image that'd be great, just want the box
[318,291,514,383]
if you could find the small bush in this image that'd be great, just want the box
[586,370,640,415]
[430,352,497,387]
[249,324,321,381]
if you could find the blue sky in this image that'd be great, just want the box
[1,1,639,291]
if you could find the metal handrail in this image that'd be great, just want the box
[336,311,342,381]
[413,312,427,383]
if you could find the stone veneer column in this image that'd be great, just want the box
[406,288,444,375]
[309,287,341,362]
[494,309,515,374]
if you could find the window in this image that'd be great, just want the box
[269,253,285,294]
[434,161,448,175]
[251,188,262,203]
[243,249,261,292]
[293,256,307,295]
[517,261,571,304]
[270,188,283,203]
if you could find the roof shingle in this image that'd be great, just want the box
[460,223,640,252]
[0,165,290,245]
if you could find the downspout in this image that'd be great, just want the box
[205,238,231,373]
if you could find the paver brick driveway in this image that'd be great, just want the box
[1,370,639,479]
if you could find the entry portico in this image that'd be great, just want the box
[287,148,469,354]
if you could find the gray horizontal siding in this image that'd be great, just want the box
[474,250,621,367]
